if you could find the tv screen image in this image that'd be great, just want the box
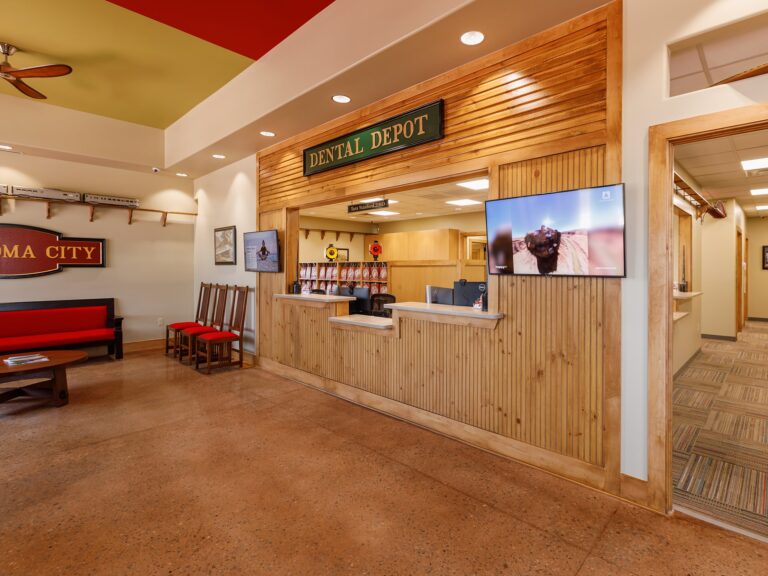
[244,230,281,273]
[486,184,625,278]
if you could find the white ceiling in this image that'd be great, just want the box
[166,0,610,177]
[299,179,488,223]
[675,128,768,216]
[669,12,768,96]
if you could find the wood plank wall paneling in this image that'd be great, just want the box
[265,147,614,467]
[257,2,628,500]
[258,21,609,212]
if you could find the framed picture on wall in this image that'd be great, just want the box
[763,246,768,270]
[337,248,350,262]
[244,230,281,272]
[214,226,237,265]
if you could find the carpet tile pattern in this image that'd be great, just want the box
[673,322,768,537]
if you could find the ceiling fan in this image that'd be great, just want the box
[0,42,72,100]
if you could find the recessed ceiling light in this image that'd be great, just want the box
[212,154,226,159]
[415,212,423,215]
[176,172,188,177]
[751,188,768,196]
[387,199,399,204]
[360,197,383,203]
[0,144,12,151]
[460,31,485,46]
[456,178,489,190]
[446,199,482,206]
[260,131,275,137]
[742,158,768,171]
[367,210,399,216]
[333,94,351,104]
[757,205,768,211]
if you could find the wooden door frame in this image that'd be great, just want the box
[647,103,768,513]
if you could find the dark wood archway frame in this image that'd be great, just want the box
[647,103,768,512]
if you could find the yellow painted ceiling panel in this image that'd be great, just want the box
[1,0,253,128]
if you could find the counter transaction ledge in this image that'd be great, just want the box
[273,293,504,338]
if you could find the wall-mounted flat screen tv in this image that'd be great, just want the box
[244,229,281,273]
[485,184,625,278]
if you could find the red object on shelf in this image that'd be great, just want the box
[368,240,383,261]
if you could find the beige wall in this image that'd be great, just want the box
[298,216,375,262]
[700,199,746,338]
[377,211,485,234]
[748,217,768,319]
[193,155,257,352]
[0,153,196,343]
[622,0,768,479]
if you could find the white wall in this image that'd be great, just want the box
[748,217,768,319]
[623,0,768,479]
[0,153,196,342]
[193,155,257,352]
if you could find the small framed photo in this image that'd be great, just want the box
[763,246,768,270]
[214,226,237,265]
[337,248,350,262]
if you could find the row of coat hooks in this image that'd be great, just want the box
[300,227,357,241]
[0,195,197,226]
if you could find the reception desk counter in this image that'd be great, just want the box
[276,295,503,336]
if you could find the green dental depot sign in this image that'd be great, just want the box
[303,100,444,176]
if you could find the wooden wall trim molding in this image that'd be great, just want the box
[647,103,768,513]
[124,339,164,353]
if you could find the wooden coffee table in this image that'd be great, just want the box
[0,350,88,407]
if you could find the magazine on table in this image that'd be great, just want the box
[3,354,49,366]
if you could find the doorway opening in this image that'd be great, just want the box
[654,115,768,539]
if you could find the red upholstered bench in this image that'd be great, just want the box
[0,299,123,359]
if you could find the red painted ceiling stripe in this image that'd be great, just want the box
[107,0,334,61]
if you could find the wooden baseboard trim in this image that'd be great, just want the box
[257,356,627,497]
[124,339,164,353]
[620,473,653,510]
[701,334,737,342]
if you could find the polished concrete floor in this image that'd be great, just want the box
[1,352,767,576]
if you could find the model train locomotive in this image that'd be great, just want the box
[0,185,140,208]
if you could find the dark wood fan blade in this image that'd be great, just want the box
[714,62,768,86]
[10,64,72,78]
[4,77,46,99]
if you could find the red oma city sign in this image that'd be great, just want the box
[0,224,105,279]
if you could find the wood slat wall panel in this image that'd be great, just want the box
[257,3,625,492]
[265,148,611,465]
[258,23,608,211]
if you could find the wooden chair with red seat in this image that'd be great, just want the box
[195,285,249,374]
[165,283,212,357]
[178,284,228,364]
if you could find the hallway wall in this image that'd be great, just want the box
[747,217,768,320]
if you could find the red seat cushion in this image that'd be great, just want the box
[198,331,239,342]
[182,326,217,335]
[0,328,115,352]
[169,321,200,330]
[0,306,108,338]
